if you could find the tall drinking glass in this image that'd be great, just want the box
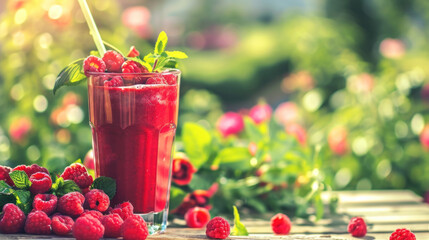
[87,70,180,234]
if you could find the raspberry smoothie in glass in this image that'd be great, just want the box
[87,70,180,233]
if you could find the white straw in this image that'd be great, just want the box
[77,0,106,56]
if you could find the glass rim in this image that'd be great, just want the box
[87,68,181,76]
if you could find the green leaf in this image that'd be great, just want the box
[154,31,168,55]
[182,122,212,169]
[0,193,16,209]
[54,178,81,197]
[165,51,188,59]
[0,180,12,193]
[90,50,100,57]
[143,53,156,64]
[217,147,253,170]
[14,190,31,214]
[244,117,264,143]
[9,171,31,189]
[91,176,116,199]
[127,57,153,72]
[231,206,249,236]
[313,193,324,221]
[53,58,86,95]
[169,186,186,211]
[74,158,82,164]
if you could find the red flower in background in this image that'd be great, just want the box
[379,38,405,59]
[172,153,197,186]
[122,6,151,38]
[274,102,300,126]
[9,117,32,144]
[328,126,349,156]
[249,103,272,124]
[420,125,429,151]
[171,183,218,216]
[217,112,244,137]
[286,123,307,145]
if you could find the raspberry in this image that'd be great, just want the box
[83,56,106,77]
[390,228,416,240]
[0,203,26,233]
[52,215,74,236]
[13,164,49,177]
[163,73,177,85]
[348,217,367,237]
[33,194,58,215]
[110,201,134,220]
[121,215,148,240]
[81,210,103,220]
[101,213,124,238]
[24,210,51,235]
[185,207,211,228]
[206,217,230,239]
[271,213,291,235]
[84,189,110,212]
[121,60,148,74]
[146,77,166,85]
[127,46,140,57]
[104,76,124,87]
[60,163,93,189]
[81,187,90,195]
[0,166,14,186]
[73,215,105,240]
[58,192,85,217]
[102,50,124,72]
[29,172,52,194]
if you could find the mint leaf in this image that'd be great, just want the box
[231,206,249,236]
[74,158,83,164]
[169,186,186,211]
[0,193,16,209]
[216,147,253,170]
[53,58,86,95]
[91,176,116,199]
[165,51,188,59]
[143,53,156,64]
[154,31,168,55]
[54,178,81,197]
[0,180,12,193]
[14,190,31,214]
[9,171,31,189]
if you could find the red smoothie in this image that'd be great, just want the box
[88,72,179,213]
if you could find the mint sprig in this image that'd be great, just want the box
[149,31,188,72]
[231,206,249,236]
[9,170,31,189]
[53,58,86,95]
[91,176,116,200]
[52,177,81,197]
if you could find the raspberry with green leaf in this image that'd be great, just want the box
[83,56,106,77]
[60,163,93,189]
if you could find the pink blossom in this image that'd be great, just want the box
[379,38,405,59]
[9,117,32,144]
[249,103,272,124]
[274,102,300,126]
[286,123,307,145]
[328,126,348,156]
[420,125,429,151]
[216,112,244,137]
[122,7,151,38]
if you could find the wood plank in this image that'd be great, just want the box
[337,203,429,215]
[322,190,422,205]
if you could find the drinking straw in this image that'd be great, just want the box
[77,0,106,56]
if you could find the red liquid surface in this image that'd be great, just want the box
[88,80,178,213]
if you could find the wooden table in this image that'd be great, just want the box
[2,190,429,239]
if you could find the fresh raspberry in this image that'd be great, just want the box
[390,228,416,240]
[81,210,103,220]
[110,201,134,220]
[29,172,52,194]
[81,187,90,195]
[58,192,85,217]
[104,76,124,87]
[13,164,49,177]
[185,207,211,228]
[121,60,148,74]
[52,215,74,236]
[121,215,148,240]
[163,73,177,85]
[0,203,26,233]
[146,77,166,85]
[348,217,367,237]
[101,213,124,238]
[33,194,57,215]
[206,217,230,239]
[0,166,14,186]
[271,213,291,235]
[73,215,105,240]
[83,55,106,77]
[60,163,93,189]
[102,50,124,72]
[24,210,51,235]
[84,189,110,212]
[127,46,140,57]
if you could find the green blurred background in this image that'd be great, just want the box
[1,0,429,196]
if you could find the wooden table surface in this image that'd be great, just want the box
[2,190,429,239]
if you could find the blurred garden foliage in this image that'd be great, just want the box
[1,0,429,215]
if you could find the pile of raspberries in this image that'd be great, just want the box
[0,163,148,240]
